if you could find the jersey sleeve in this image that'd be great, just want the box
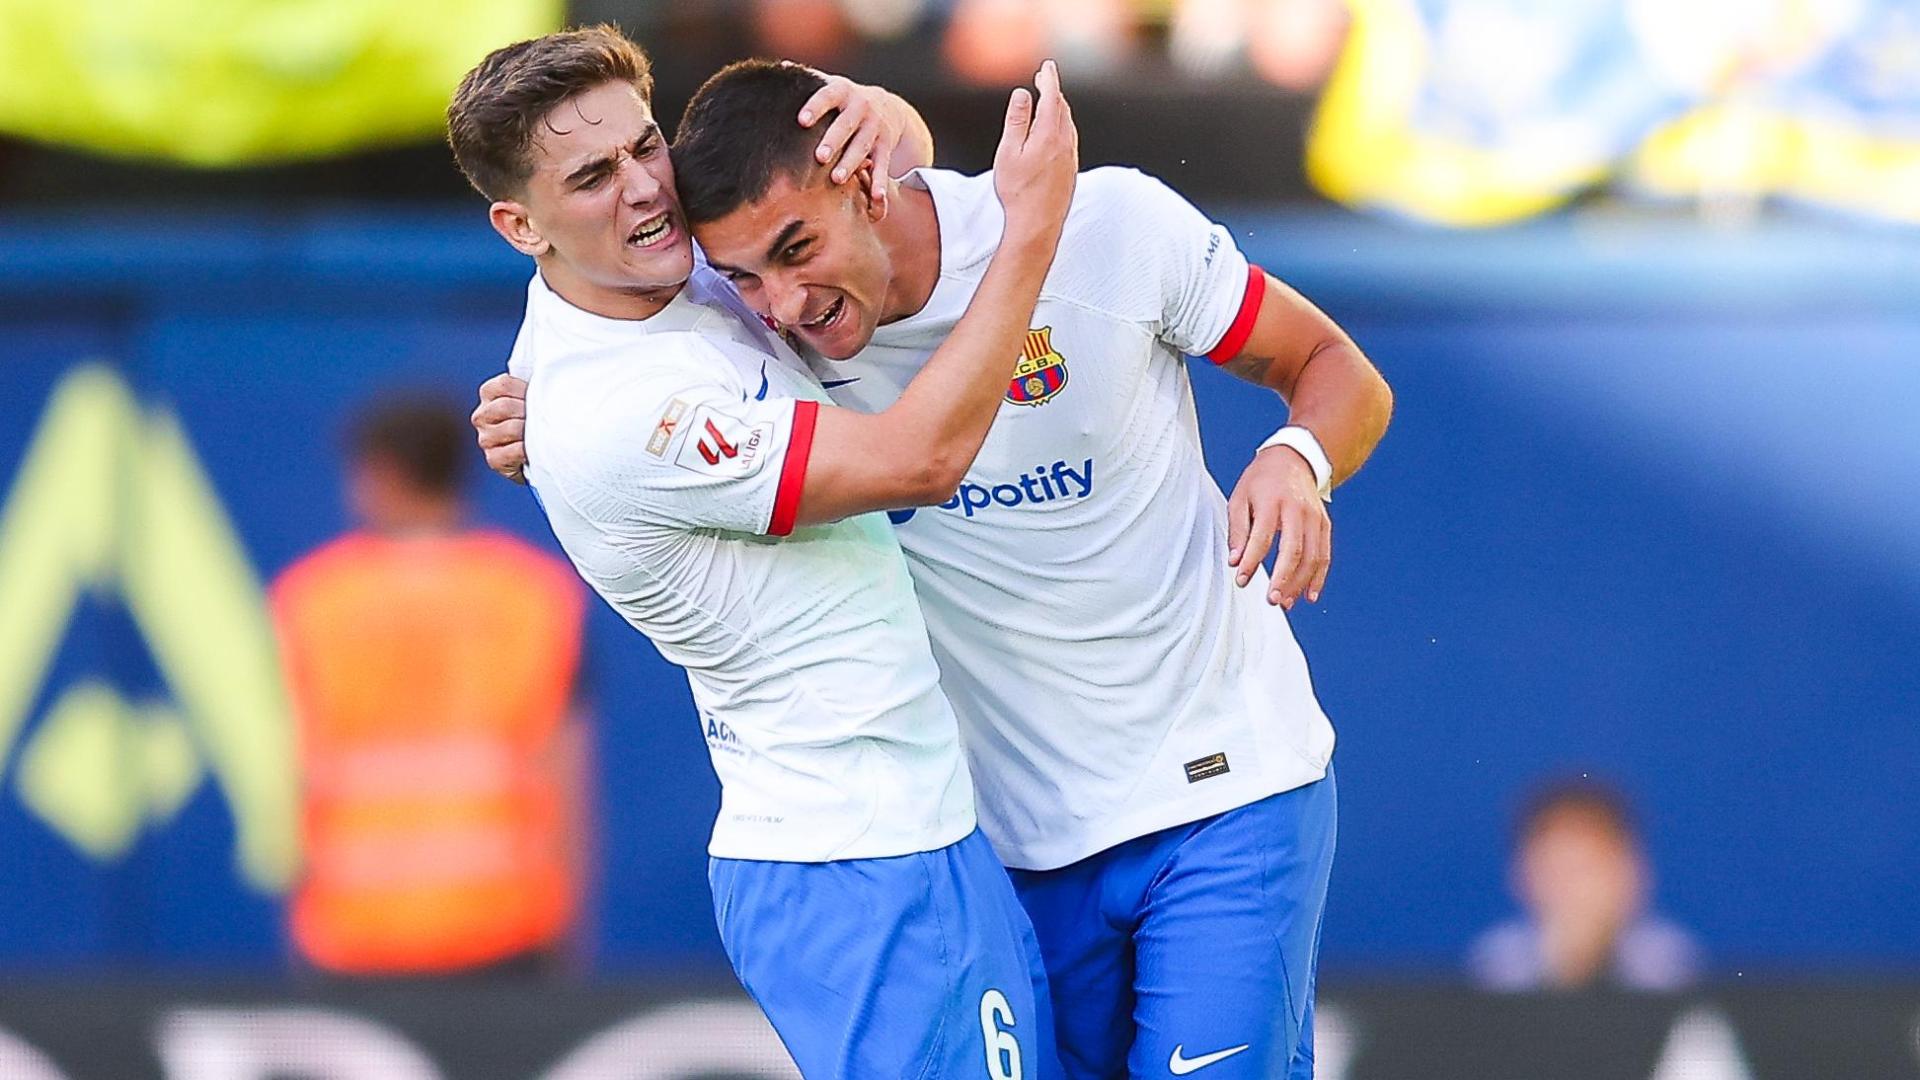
[538,340,820,538]
[1089,167,1266,362]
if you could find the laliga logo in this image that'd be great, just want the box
[0,366,296,891]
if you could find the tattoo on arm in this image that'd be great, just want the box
[1220,349,1280,393]
[1220,339,1339,401]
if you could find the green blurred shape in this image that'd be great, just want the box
[0,365,296,891]
[16,683,204,860]
[0,0,561,165]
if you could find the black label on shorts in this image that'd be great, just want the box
[1184,752,1230,783]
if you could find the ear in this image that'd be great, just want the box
[857,164,889,223]
[489,198,550,258]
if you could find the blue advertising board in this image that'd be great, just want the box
[2,207,1916,974]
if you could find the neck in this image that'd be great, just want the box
[872,177,942,323]
[367,498,464,537]
[537,256,685,320]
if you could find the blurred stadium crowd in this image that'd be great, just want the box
[3,0,1917,223]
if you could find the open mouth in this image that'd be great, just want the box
[798,295,846,334]
[627,212,673,249]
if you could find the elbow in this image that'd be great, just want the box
[900,453,969,507]
[1373,369,1396,432]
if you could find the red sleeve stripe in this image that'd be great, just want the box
[1206,263,1268,364]
[769,399,819,537]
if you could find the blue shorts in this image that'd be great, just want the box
[710,828,1058,1080]
[1008,771,1337,1080]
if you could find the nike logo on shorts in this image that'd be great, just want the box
[1169,1043,1251,1074]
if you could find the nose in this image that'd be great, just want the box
[764,274,810,327]
[617,155,659,206]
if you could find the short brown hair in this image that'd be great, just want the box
[447,24,655,201]
[1517,778,1637,848]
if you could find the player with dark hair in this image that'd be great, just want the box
[483,57,1390,1079]
[448,25,1081,1079]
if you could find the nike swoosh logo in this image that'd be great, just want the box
[1169,1043,1251,1075]
[821,377,860,389]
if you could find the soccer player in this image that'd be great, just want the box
[445,28,1079,1078]
[672,67,1392,1078]
[477,62,1392,1080]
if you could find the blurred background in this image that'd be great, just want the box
[2,0,1918,1077]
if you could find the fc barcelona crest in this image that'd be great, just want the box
[1006,327,1069,406]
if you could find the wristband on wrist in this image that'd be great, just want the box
[1257,425,1334,502]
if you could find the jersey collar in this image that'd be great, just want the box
[528,248,728,342]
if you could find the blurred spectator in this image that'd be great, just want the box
[943,0,1138,85]
[271,396,590,978]
[1468,779,1703,992]
[751,0,861,67]
[937,0,1347,87]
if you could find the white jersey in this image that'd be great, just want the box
[817,167,1335,870]
[508,266,974,863]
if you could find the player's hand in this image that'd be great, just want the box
[796,70,912,202]
[992,60,1078,245]
[1226,445,1331,608]
[472,372,530,485]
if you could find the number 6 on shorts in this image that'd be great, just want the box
[979,989,1022,1080]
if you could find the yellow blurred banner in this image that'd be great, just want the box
[1309,0,1920,226]
[0,0,561,166]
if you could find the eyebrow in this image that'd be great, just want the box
[762,220,808,264]
[704,219,810,277]
[561,123,660,187]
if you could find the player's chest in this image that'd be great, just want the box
[842,315,1150,464]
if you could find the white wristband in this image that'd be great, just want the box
[1257,425,1333,502]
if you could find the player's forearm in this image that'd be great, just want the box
[879,222,1063,496]
[1278,339,1393,485]
[1221,274,1392,486]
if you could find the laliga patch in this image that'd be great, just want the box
[1184,752,1230,784]
[674,404,774,479]
[646,398,691,457]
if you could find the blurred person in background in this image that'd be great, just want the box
[272,396,590,979]
[1469,778,1702,992]
[939,0,1348,87]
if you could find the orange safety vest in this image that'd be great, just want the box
[272,529,586,975]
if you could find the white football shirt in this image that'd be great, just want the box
[816,167,1336,870]
[508,265,974,862]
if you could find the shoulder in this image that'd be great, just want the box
[272,533,377,602]
[917,167,1004,272]
[1466,919,1544,991]
[458,530,587,605]
[525,334,736,497]
[1067,166,1197,224]
[1616,916,1704,990]
[533,332,731,442]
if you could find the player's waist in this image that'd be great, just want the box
[705,748,976,862]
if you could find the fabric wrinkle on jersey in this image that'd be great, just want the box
[811,166,1336,872]
[506,262,975,863]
